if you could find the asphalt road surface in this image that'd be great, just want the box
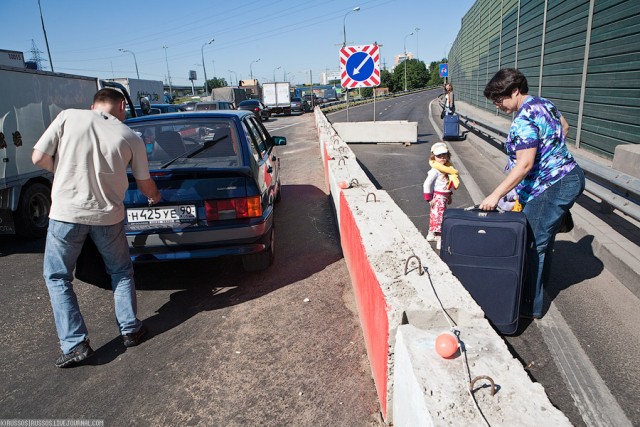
[0,112,384,426]
[328,89,640,427]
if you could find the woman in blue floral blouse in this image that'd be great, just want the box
[479,68,585,320]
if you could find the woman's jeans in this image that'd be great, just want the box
[521,166,585,317]
[44,219,141,353]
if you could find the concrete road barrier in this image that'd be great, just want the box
[333,120,417,144]
[314,108,571,426]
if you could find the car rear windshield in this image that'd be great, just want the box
[129,118,242,168]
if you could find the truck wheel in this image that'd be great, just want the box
[241,227,275,271]
[15,183,51,238]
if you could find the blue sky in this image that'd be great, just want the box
[4,0,475,87]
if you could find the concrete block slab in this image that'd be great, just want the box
[333,121,418,143]
[613,143,640,179]
[394,324,571,427]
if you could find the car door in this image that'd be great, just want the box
[243,116,278,204]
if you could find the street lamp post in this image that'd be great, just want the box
[273,66,281,82]
[342,6,361,47]
[342,6,360,123]
[201,37,215,95]
[162,45,172,98]
[249,58,260,81]
[403,32,414,92]
[118,48,139,79]
[228,70,237,86]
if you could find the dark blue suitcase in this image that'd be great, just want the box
[440,208,527,335]
[443,114,459,140]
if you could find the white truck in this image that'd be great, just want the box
[0,65,136,237]
[106,78,164,104]
[262,82,291,116]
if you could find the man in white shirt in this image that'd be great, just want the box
[32,88,161,368]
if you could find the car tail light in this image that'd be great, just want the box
[149,171,172,178]
[254,107,260,112]
[205,196,262,220]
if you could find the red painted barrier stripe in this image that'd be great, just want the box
[339,191,389,419]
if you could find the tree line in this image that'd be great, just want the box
[203,58,447,96]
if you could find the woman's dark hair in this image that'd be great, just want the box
[483,68,529,102]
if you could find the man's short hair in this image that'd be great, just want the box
[93,88,126,105]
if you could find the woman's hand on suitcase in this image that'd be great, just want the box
[479,193,501,211]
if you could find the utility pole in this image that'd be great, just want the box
[163,45,172,98]
[37,0,54,72]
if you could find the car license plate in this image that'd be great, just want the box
[126,205,197,224]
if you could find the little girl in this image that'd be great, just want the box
[423,142,460,249]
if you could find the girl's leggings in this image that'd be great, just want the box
[429,192,451,233]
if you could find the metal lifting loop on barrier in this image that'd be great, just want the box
[469,375,496,397]
[404,255,424,276]
[337,158,346,166]
[366,193,377,203]
[349,178,359,187]
[338,146,348,154]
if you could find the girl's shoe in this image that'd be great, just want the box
[426,232,436,242]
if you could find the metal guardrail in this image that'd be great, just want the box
[457,111,640,222]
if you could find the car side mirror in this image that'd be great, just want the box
[272,136,286,146]
[139,97,151,115]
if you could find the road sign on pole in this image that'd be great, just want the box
[439,63,448,78]
[340,44,380,88]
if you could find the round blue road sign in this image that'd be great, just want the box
[346,51,375,82]
[439,63,448,78]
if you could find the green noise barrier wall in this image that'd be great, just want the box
[448,0,640,158]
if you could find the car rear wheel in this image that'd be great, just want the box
[241,226,275,271]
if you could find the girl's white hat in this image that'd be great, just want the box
[431,142,449,155]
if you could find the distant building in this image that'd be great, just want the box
[321,70,340,85]
[394,52,414,67]
[0,49,25,68]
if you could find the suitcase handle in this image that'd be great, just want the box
[464,205,506,213]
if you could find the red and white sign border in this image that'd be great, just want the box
[340,44,380,89]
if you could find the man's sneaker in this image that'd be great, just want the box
[426,232,436,242]
[123,325,148,347]
[55,340,94,368]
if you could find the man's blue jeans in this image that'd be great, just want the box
[44,219,141,353]
[521,166,585,317]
